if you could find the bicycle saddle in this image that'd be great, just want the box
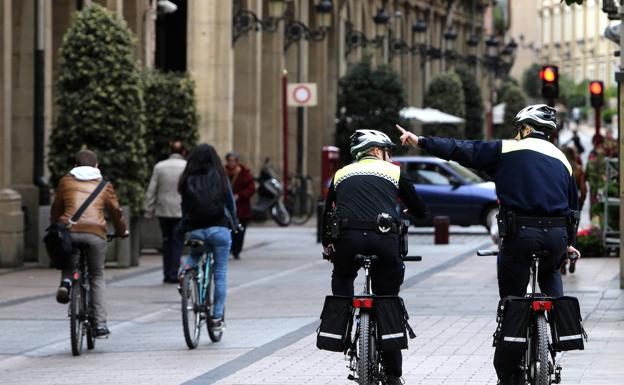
[185,239,204,247]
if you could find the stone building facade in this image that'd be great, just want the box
[0,0,488,265]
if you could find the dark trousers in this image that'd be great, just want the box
[494,226,567,380]
[331,229,405,377]
[231,219,248,257]
[158,217,184,282]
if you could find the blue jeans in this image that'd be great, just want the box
[182,226,232,319]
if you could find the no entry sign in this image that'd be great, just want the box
[287,83,317,107]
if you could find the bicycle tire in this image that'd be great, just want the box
[181,271,201,349]
[86,287,95,350]
[70,282,84,356]
[207,266,223,343]
[532,314,551,385]
[357,312,373,385]
[288,192,315,225]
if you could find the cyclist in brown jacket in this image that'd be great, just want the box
[51,150,128,338]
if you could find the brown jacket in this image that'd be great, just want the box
[51,173,127,240]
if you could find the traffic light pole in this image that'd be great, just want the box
[594,106,602,146]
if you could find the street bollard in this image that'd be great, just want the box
[433,216,450,245]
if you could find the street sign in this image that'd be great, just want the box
[287,83,317,107]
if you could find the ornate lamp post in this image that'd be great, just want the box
[284,0,333,51]
[443,29,458,64]
[232,0,287,44]
[345,7,390,56]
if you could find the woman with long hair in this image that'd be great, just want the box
[178,143,237,331]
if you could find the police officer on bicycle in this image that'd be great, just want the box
[398,104,581,385]
[322,129,428,385]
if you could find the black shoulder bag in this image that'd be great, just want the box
[44,180,108,269]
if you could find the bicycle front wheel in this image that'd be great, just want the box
[287,192,315,225]
[207,266,223,343]
[531,314,551,385]
[181,271,201,349]
[357,312,374,385]
[70,282,84,356]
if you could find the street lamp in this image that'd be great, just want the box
[156,0,177,14]
[466,34,480,65]
[486,35,499,58]
[412,20,427,46]
[443,29,458,63]
[344,8,389,56]
[232,0,287,44]
[284,1,333,51]
[373,8,390,38]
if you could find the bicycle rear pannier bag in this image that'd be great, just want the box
[550,296,586,352]
[317,296,353,352]
[375,296,415,352]
[495,296,531,353]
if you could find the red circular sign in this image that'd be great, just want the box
[292,85,312,104]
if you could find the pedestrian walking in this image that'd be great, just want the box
[144,141,187,284]
[51,149,128,338]
[178,144,237,331]
[224,151,255,259]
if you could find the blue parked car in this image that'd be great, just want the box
[393,156,498,230]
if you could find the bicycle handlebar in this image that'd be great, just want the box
[402,256,422,262]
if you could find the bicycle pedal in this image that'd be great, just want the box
[347,374,357,382]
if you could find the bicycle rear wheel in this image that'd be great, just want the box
[357,312,375,385]
[181,271,201,349]
[531,314,551,385]
[207,266,223,342]
[287,192,315,225]
[70,282,84,356]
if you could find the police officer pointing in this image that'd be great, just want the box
[322,129,428,385]
[398,104,581,385]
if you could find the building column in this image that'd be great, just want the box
[0,0,24,267]
[233,0,263,171]
[0,0,11,187]
[123,0,152,66]
[187,0,234,155]
[260,7,285,178]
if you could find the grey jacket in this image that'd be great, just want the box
[144,154,186,218]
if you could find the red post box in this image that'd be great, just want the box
[321,146,341,199]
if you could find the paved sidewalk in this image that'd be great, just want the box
[0,226,622,385]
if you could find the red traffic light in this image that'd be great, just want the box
[589,81,603,95]
[541,66,557,82]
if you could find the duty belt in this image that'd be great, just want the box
[340,219,400,234]
[516,216,567,227]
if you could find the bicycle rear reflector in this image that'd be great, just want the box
[532,300,552,312]
[353,298,373,308]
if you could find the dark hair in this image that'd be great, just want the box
[178,143,228,194]
[171,140,186,155]
[75,149,98,167]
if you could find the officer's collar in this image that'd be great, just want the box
[358,156,380,162]
[524,132,548,140]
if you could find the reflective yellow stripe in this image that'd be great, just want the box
[501,138,572,175]
[333,158,400,187]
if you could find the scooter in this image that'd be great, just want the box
[250,158,291,226]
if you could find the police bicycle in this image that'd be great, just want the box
[68,234,118,356]
[478,250,580,385]
[180,238,223,349]
[346,254,421,385]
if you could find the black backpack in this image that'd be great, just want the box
[183,170,226,224]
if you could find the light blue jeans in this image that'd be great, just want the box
[181,226,232,319]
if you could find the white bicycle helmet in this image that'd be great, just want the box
[349,129,396,159]
[514,104,557,133]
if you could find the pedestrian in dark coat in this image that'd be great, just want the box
[225,151,256,259]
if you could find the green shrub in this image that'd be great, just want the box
[522,63,542,99]
[423,72,465,137]
[143,70,199,172]
[335,59,408,164]
[456,65,484,139]
[48,4,147,213]
[494,82,527,139]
